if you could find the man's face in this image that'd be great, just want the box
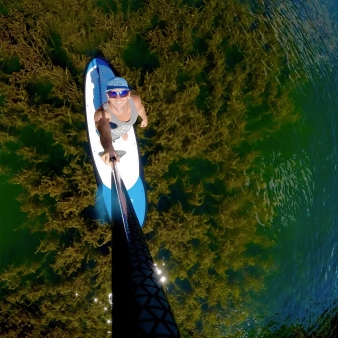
[107,88,130,111]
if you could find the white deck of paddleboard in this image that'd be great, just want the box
[85,59,140,191]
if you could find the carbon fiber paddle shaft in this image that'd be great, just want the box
[111,164,180,337]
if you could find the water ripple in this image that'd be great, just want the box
[249,0,338,85]
[253,151,314,227]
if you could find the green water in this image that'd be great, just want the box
[240,66,338,335]
[0,179,40,271]
[222,1,338,332]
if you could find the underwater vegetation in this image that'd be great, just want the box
[0,0,326,337]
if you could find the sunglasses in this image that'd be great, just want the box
[107,90,130,98]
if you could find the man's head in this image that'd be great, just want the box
[105,77,131,111]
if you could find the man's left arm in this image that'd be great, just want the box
[132,94,148,127]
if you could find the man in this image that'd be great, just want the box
[94,77,148,165]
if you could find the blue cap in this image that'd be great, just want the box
[105,77,131,92]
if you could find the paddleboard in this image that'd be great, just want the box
[83,57,147,226]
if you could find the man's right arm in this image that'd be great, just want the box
[95,108,120,163]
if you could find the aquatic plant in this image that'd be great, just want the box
[0,0,303,336]
[99,0,300,335]
[0,1,113,336]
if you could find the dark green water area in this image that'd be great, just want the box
[0,181,36,270]
[0,0,338,337]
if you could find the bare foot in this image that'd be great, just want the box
[122,133,128,141]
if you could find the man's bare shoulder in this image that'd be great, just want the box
[131,93,142,103]
[130,94,144,109]
[94,106,110,122]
